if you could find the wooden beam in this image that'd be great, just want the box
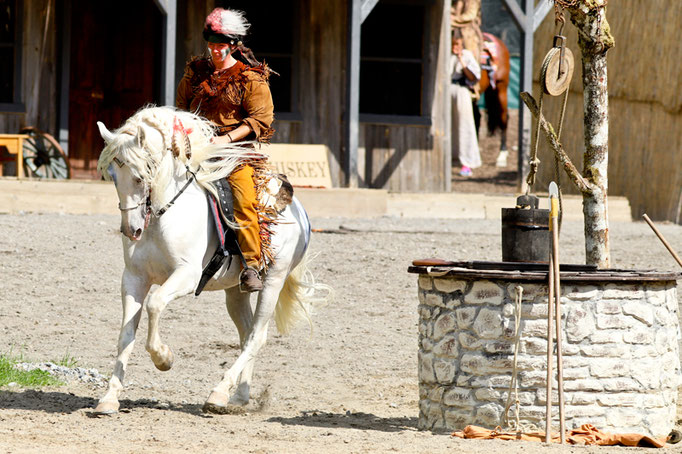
[534,0,553,32]
[361,0,380,23]
[154,0,177,106]
[345,0,361,188]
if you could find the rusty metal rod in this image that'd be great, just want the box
[643,214,682,268]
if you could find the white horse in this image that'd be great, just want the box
[94,105,328,414]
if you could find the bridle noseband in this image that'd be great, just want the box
[113,155,197,217]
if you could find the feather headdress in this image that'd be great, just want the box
[203,8,250,41]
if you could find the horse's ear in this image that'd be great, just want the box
[97,121,115,144]
[137,126,146,149]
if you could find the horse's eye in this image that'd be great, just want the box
[134,177,143,184]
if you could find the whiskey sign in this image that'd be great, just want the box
[262,143,333,188]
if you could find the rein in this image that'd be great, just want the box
[115,156,198,218]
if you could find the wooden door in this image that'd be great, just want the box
[68,0,162,179]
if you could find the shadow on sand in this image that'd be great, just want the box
[269,410,419,433]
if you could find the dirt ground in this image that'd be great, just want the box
[0,202,681,453]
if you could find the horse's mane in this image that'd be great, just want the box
[97,105,265,208]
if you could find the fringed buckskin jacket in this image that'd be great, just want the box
[176,57,275,143]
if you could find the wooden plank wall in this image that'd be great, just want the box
[532,1,682,224]
[274,0,449,192]
[0,0,58,135]
[272,0,346,187]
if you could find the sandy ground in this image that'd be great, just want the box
[0,209,681,453]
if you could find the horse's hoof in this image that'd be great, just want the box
[202,390,247,414]
[93,400,119,415]
[153,346,174,371]
[495,150,509,168]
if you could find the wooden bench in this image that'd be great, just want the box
[0,134,28,178]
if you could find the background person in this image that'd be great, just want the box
[450,30,482,177]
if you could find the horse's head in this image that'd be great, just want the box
[98,121,154,241]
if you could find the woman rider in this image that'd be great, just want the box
[176,8,274,292]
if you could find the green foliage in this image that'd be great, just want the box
[55,351,78,368]
[0,354,63,388]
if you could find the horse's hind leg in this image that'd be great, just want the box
[204,287,255,410]
[95,272,149,414]
[145,267,200,371]
[203,270,287,413]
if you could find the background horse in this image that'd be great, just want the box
[94,106,329,415]
[474,32,511,167]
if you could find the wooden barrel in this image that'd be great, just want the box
[501,201,550,263]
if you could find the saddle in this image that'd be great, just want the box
[194,173,295,296]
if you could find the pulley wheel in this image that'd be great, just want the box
[541,47,574,96]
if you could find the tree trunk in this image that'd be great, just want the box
[564,0,614,268]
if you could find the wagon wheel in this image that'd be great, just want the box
[20,127,71,179]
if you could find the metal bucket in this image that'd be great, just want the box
[501,194,549,263]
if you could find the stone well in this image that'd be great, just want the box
[409,263,682,438]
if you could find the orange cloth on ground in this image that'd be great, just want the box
[452,424,667,448]
[228,165,260,267]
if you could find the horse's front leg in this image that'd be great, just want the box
[203,268,287,413]
[94,271,149,414]
[145,266,200,371]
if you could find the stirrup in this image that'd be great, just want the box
[239,266,263,293]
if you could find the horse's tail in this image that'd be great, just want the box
[274,251,333,335]
[485,86,503,136]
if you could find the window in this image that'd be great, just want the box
[218,0,296,115]
[0,0,22,110]
[360,0,426,116]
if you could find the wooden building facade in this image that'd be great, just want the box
[2,0,454,190]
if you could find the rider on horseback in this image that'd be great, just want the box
[176,8,274,292]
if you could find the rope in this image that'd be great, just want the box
[502,285,524,431]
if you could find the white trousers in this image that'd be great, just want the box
[451,84,481,169]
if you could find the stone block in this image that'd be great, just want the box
[605,409,643,428]
[459,332,483,350]
[520,338,547,355]
[425,292,445,308]
[443,408,474,430]
[484,340,514,355]
[443,387,475,408]
[420,336,434,353]
[521,319,548,339]
[589,330,623,344]
[563,379,604,392]
[580,344,630,359]
[468,280,503,305]
[603,284,643,300]
[475,403,503,427]
[595,314,632,330]
[566,304,595,342]
[590,358,630,378]
[433,358,456,384]
[565,405,606,418]
[506,283,544,302]
[622,302,654,326]
[601,377,643,392]
[470,375,512,389]
[596,393,640,407]
[433,335,458,357]
[564,285,600,301]
[433,312,457,340]
[460,353,512,374]
[570,392,598,405]
[427,386,445,403]
[418,275,433,291]
[455,307,478,330]
[597,300,622,315]
[474,388,501,401]
[473,308,504,339]
[518,370,546,388]
[627,359,661,389]
[419,352,436,384]
[563,366,590,380]
[623,328,654,344]
[521,303,548,319]
[434,278,466,294]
